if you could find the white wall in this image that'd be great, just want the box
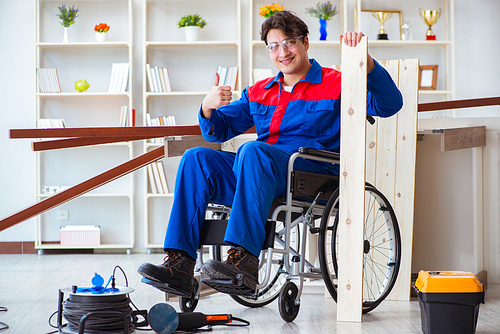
[1,0,499,281]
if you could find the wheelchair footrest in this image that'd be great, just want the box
[201,274,256,297]
[141,277,195,298]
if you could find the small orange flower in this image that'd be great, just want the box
[94,23,110,33]
[259,3,285,18]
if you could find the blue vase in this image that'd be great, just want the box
[319,19,327,40]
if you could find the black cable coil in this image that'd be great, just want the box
[62,295,133,334]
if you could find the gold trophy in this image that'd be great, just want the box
[372,11,393,40]
[419,8,441,40]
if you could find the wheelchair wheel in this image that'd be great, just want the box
[318,184,401,313]
[179,277,199,312]
[227,220,300,308]
[278,281,300,322]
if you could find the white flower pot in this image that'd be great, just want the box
[182,26,201,42]
[95,32,108,42]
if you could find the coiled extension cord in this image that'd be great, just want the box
[62,296,134,333]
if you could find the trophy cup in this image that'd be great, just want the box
[372,11,393,40]
[419,8,441,40]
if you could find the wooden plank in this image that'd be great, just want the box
[372,60,399,300]
[418,96,500,112]
[338,37,367,323]
[0,146,165,232]
[165,135,222,157]
[32,137,140,151]
[375,60,399,201]
[10,125,203,139]
[441,126,486,151]
[392,59,419,301]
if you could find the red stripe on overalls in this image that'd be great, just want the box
[266,90,291,145]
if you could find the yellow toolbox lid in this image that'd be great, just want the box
[415,270,483,293]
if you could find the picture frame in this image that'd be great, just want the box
[418,65,438,90]
[360,9,403,41]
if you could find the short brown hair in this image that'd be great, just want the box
[260,10,309,45]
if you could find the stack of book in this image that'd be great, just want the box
[146,64,172,93]
[145,113,176,144]
[216,66,238,90]
[37,68,61,93]
[147,161,170,194]
[119,106,135,127]
[108,63,130,93]
[37,118,66,128]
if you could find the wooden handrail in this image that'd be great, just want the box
[1,96,496,232]
[0,147,165,232]
[418,96,500,112]
[10,125,202,139]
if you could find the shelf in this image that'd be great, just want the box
[34,0,135,251]
[146,91,209,97]
[37,42,131,49]
[419,90,453,96]
[35,243,133,250]
[367,40,452,47]
[36,92,130,98]
[37,193,132,198]
[147,193,175,198]
[146,41,239,48]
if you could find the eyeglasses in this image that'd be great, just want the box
[266,36,304,54]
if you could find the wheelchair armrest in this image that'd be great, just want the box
[298,147,340,161]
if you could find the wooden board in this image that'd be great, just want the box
[337,37,367,323]
[165,135,222,157]
[391,59,419,300]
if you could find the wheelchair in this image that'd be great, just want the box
[148,146,402,322]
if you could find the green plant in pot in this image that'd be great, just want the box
[177,14,207,42]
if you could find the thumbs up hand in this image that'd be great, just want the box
[201,72,233,119]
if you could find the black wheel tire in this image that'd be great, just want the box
[278,282,300,322]
[179,279,199,312]
[318,185,401,314]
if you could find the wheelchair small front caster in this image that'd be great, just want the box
[179,278,199,312]
[278,281,300,322]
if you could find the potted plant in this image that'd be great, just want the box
[56,4,79,42]
[177,14,207,42]
[259,3,285,18]
[306,1,338,40]
[94,23,110,42]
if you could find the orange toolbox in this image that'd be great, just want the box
[414,270,485,334]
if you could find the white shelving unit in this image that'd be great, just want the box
[34,0,134,253]
[142,0,242,251]
[355,0,455,106]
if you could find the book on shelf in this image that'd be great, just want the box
[253,68,274,84]
[146,64,172,93]
[145,113,176,144]
[148,161,170,194]
[37,118,66,128]
[217,66,238,91]
[37,68,61,93]
[146,163,158,194]
[108,63,129,93]
[156,161,170,193]
[119,106,135,127]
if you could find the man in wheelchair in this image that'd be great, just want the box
[138,10,403,298]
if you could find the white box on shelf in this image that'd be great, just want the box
[60,225,101,246]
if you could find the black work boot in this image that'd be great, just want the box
[137,250,195,297]
[201,247,259,296]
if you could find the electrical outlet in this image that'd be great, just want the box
[57,210,69,221]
